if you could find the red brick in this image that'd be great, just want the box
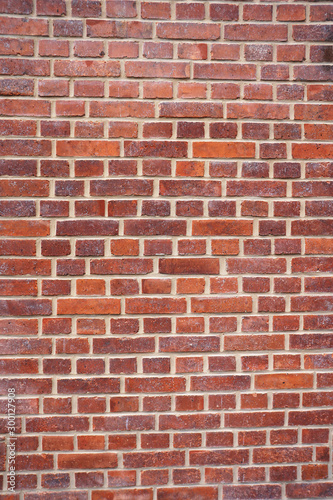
[75,121,104,138]
[56,140,120,157]
[126,298,186,315]
[212,84,240,101]
[57,299,120,315]
[1,0,33,14]
[143,82,173,99]
[244,4,272,21]
[58,453,117,470]
[141,2,170,19]
[226,24,287,41]
[178,43,207,60]
[74,41,104,58]
[108,434,136,450]
[224,486,281,499]
[160,336,220,353]
[176,357,203,374]
[156,22,219,41]
[242,277,269,294]
[192,297,251,314]
[74,81,104,98]
[126,61,189,79]
[108,41,138,58]
[194,62,256,81]
[108,470,136,487]
[57,220,118,236]
[0,1,330,493]
[39,40,69,57]
[227,258,286,274]
[143,42,173,60]
[209,4,237,21]
[211,46,240,65]
[225,335,284,352]
[106,0,136,17]
[159,258,219,275]
[0,38,34,57]
[141,470,168,486]
[245,44,272,62]
[210,317,237,333]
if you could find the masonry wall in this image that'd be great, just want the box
[0,0,332,498]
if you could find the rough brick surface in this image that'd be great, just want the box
[0,0,332,498]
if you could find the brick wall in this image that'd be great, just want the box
[0,0,333,498]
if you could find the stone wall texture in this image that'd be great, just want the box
[0,0,333,498]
